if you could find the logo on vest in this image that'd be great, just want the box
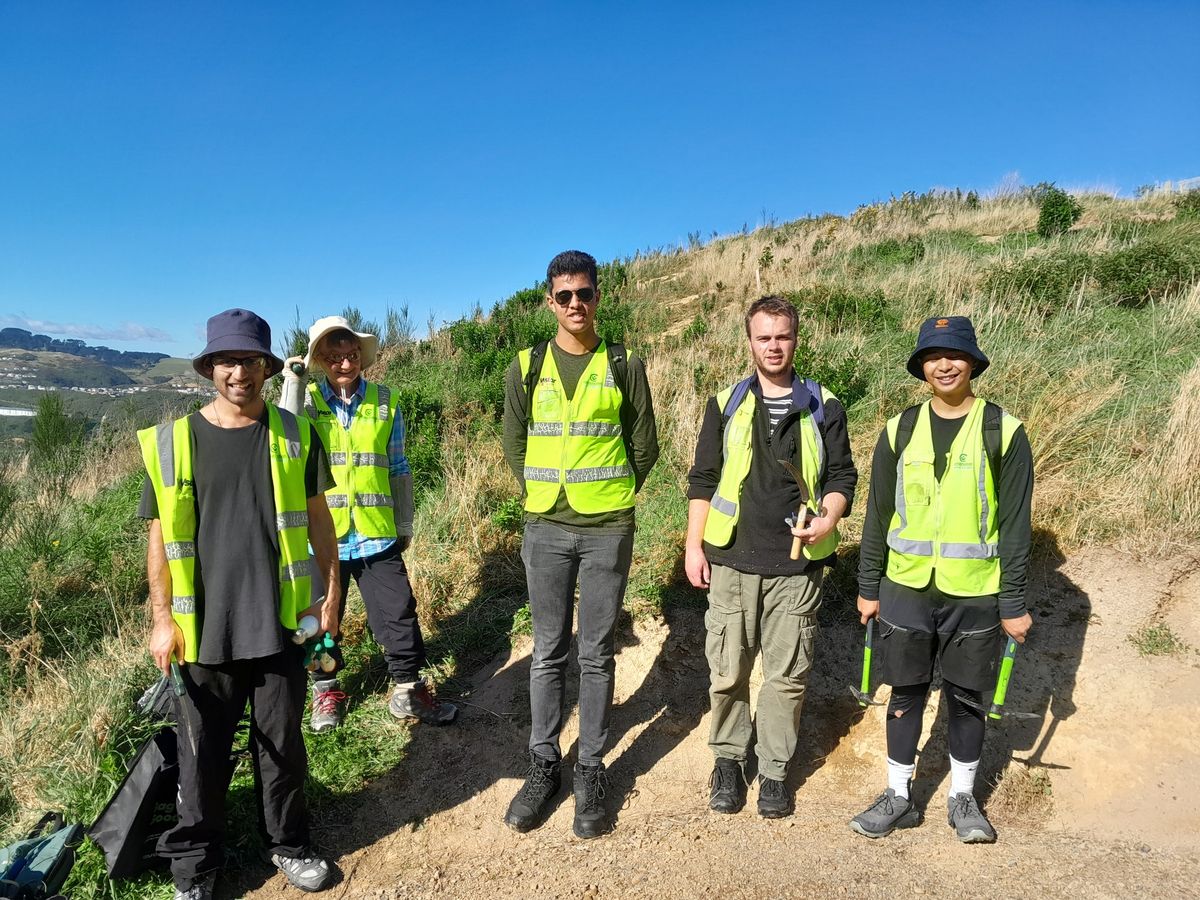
[953,451,973,470]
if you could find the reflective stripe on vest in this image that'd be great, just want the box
[702,382,839,561]
[138,407,313,662]
[884,399,1019,597]
[305,382,396,540]
[519,341,635,514]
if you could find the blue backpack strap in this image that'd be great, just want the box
[802,377,825,428]
[721,375,757,420]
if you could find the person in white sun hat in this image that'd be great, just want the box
[281,315,457,731]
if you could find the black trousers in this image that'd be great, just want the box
[159,649,311,889]
[312,543,427,684]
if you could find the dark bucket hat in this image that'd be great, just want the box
[906,315,990,380]
[193,308,285,378]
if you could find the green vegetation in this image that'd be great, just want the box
[1035,184,1084,238]
[1128,623,1191,657]
[1173,189,1200,220]
[3,186,1200,899]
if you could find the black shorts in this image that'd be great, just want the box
[876,577,1001,692]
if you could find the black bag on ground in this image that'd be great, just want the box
[0,811,85,899]
[88,727,178,879]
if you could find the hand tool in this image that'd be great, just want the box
[289,361,306,376]
[955,637,1039,720]
[848,618,884,707]
[776,458,811,560]
[171,656,201,761]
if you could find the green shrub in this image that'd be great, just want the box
[1173,189,1200,221]
[1094,239,1198,306]
[847,235,925,270]
[786,285,895,333]
[982,251,1095,313]
[793,330,868,408]
[681,315,708,342]
[1036,186,1083,238]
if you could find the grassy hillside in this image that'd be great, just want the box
[1,187,1198,897]
[0,350,136,388]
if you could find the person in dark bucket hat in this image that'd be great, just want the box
[905,315,990,380]
[850,313,1034,847]
[140,306,341,897]
[193,308,285,378]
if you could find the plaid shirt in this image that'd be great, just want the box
[319,378,410,561]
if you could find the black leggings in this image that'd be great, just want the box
[886,680,986,765]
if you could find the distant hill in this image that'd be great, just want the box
[0,350,135,388]
[0,327,167,370]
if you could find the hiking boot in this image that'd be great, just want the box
[309,679,346,733]
[173,871,216,900]
[270,851,334,892]
[389,680,458,725]
[849,787,922,838]
[756,775,793,819]
[948,792,997,843]
[573,763,610,839]
[504,752,562,832]
[708,758,746,814]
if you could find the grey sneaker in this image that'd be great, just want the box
[849,787,922,838]
[270,852,333,892]
[389,680,458,725]
[309,678,346,732]
[948,792,997,843]
[173,871,216,900]
[756,775,792,819]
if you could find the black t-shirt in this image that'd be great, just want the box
[139,409,331,664]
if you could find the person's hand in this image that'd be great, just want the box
[283,355,306,379]
[856,595,879,626]
[790,511,835,546]
[685,544,711,589]
[1001,612,1033,644]
[301,593,342,640]
[150,620,186,675]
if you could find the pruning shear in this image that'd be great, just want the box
[777,458,812,560]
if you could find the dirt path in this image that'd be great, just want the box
[234,550,1200,899]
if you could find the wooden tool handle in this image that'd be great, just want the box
[789,535,802,560]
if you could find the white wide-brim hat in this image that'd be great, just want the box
[304,315,380,372]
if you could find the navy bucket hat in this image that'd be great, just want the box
[906,315,990,380]
[193,308,285,378]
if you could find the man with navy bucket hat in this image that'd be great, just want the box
[849,315,1034,844]
[138,309,340,898]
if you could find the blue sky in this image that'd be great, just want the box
[2,1,1198,356]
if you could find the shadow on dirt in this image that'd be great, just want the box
[907,529,1089,812]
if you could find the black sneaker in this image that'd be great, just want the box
[504,752,561,832]
[572,763,610,839]
[849,787,922,838]
[708,758,746,814]
[948,792,997,843]
[756,775,792,819]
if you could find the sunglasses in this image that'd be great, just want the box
[324,351,361,365]
[551,287,597,306]
[210,354,268,371]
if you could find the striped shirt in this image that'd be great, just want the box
[318,379,410,561]
[761,390,793,434]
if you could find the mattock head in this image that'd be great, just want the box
[849,685,885,707]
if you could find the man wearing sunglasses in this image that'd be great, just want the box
[280,316,457,731]
[138,309,340,898]
[501,250,660,839]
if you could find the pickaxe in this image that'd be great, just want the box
[955,637,1040,720]
[848,618,884,707]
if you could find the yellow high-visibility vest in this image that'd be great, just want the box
[884,399,1021,596]
[519,341,635,514]
[305,382,395,540]
[137,407,313,662]
[703,382,839,560]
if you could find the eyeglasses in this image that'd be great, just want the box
[551,287,597,306]
[210,354,268,371]
[324,351,361,365]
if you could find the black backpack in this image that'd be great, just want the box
[0,812,84,899]
[892,401,1004,486]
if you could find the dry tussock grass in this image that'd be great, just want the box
[1143,360,1200,544]
[987,760,1054,825]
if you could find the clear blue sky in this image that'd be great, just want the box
[2,1,1197,356]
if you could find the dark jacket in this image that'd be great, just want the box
[687,374,857,577]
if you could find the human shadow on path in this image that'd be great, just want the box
[907,530,1089,815]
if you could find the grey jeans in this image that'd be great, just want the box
[706,564,823,781]
[522,519,633,767]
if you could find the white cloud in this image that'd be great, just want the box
[0,315,173,344]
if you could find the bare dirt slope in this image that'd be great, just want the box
[233,550,1200,899]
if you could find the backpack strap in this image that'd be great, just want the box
[522,340,550,409]
[892,404,922,457]
[982,400,1003,489]
[802,377,825,429]
[721,375,757,421]
[606,343,637,470]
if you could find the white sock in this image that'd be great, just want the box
[949,755,979,798]
[886,757,916,799]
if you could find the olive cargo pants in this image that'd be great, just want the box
[705,564,823,781]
